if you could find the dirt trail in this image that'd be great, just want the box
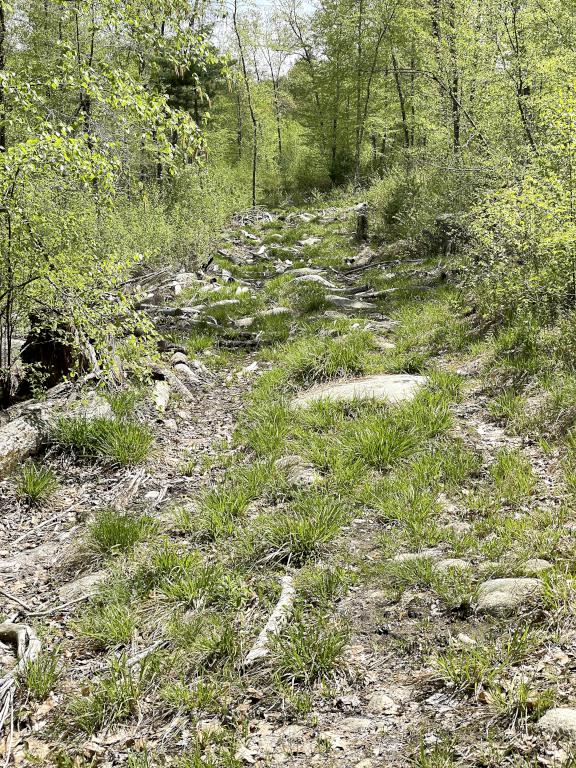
[0,204,573,767]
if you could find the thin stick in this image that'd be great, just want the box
[0,589,31,612]
[24,594,92,618]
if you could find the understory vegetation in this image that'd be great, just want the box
[3,0,576,766]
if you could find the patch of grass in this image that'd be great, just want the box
[67,654,155,735]
[161,678,230,717]
[74,603,137,648]
[346,413,420,471]
[178,462,274,540]
[159,559,248,610]
[19,650,60,700]
[284,281,329,315]
[240,398,290,458]
[436,626,541,694]
[247,492,348,566]
[106,388,145,420]
[488,389,527,428]
[271,610,349,687]
[278,328,377,386]
[490,448,536,504]
[169,612,242,671]
[295,564,353,607]
[412,739,456,768]
[488,678,555,725]
[54,416,154,466]
[16,462,58,504]
[86,508,157,557]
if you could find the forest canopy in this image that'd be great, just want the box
[1,0,576,399]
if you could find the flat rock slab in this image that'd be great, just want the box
[292,374,426,409]
[476,577,542,616]
[58,570,108,602]
[538,708,576,739]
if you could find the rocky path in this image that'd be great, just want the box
[0,204,575,767]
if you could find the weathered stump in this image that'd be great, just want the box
[355,203,369,241]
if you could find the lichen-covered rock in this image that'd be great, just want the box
[434,558,471,573]
[275,455,321,489]
[522,558,553,576]
[476,578,542,616]
[0,417,42,478]
[538,708,576,739]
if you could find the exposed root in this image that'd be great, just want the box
[0,622,41,763]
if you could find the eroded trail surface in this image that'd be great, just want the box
[1,205,575,767]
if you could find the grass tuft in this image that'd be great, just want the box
[54,416,154,466]
[86,508,157,557]
[16,462,58,504]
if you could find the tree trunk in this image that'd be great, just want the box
[0,0,6,152]
[233,0,257,207]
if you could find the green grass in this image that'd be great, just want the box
[86,508,157,557]
[246,492,348,566]
[169,612,242,672]
[74,603,137,648]
[67,654,155,735]
[283,280,329,314]
[276,328,377,386]
[16,462,58,504]
[19,650,61,700]
[490,448,536,504]
[55,416,154,466]
[436,626,542,695]
[271,610,349,687]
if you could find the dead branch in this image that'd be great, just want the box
[244,575,295,668]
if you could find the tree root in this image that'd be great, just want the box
[0,622,41,763]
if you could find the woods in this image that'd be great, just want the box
[4,1,576,767]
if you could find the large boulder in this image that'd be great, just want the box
[292,374,426,409]
[0,417,42,478]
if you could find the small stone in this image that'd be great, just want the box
[326,295,375,311]
[235,317,255,329]
[522,558,553,576]
[476,578,542,616]
[339,717,374,732]
[259,306,292,317]
[153,380,170,413]
[298,237,322,247]
[289,274,337,289]
[455,633,477,647]
[356,761,373,768]
[538,708,576,739]
[434,558,471,573]
[366,692,399,715]
[275,455,321,488]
